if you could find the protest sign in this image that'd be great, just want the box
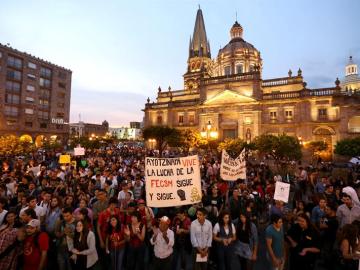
[145,155,202,207]
[74,147,85,156]
[28,165,41,176]
[59,155,71,164]
[220,149,246,181]
[274,181,290,203]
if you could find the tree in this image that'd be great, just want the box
[308,141,328,162]
[142,126,181,156]
[254,134,302,162]
[176,129,207,154]
[217,138,255,158]
[334,137,360,157]
[0,135,35,156]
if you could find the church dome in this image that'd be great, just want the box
[213,21,262,76]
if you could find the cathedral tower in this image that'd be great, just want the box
[183,7,212,91]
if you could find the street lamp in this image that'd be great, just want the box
[148,138,156,149]
[298,136,303,145]
[201,121,218,140]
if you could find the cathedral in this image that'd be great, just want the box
[143,8,360,157]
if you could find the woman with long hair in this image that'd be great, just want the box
[213,210,236,270]
[0,210,24,270]
[67,220,98,270]
[106,215,126,270]
[124,211,146,270]
[286,213,320,270]
[337,224,360,270]
[234,212,258,270]
[74,198,93,223]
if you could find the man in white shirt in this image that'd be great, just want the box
[190,208,213,270]
[20,195,45,224]
[151,216,174,270]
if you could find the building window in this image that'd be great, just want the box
[27,74,36,80]
[318,108,327,120]
[6,119,17,126]
[40,123,47,128]
[5,93,20,104]
[58,71,67,79]
[249,64,255,72]
[40,67,52,78]
[285,110,293,120]
[57,92,65,98]
[39,89,50,99]
[4,106,19,117]
[56,124,63,130]
[25,108,34,115]
[7,56,22,69]
[0,51,2,58]
[189,114,195,124]
[157,115,163,125]
[56,112,65,118]
[39,99,49,109]
[28,62,37,69]
[224,66,231,76]
[38,111,49,120]
[178,114,184,124]
[39,78,51,88]
[25,97,35,103]
[58,82,66,88]
[7,70,22,81]
[6,81,21,92]
[57,102,65,108]
[270,111,277,119]
[236,64,243,74]
[26,85,35,92]
[25,122,33,127]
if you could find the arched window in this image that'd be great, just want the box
[224,66,231,76]
[236,64,243,74]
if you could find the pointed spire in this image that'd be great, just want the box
[190,7,210,59]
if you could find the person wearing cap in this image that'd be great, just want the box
[23,219,49,270]
[150,216,174,270]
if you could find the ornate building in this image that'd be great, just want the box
[143,8,360,156]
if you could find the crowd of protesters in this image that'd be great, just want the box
[0,144,360,270]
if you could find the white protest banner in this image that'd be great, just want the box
[145,155,202,207]
[274,181,290,203]
[220,149,246,181]
[74,147,85,156]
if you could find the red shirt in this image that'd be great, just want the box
[109,228,125,250]
[98,208,121,241]
[23,232,49,270]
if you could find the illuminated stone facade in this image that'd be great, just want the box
[143,8,360,155]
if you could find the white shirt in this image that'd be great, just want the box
[150,228,174,259]
[213,223,236,236]
[117,190,134,201]
[20,205,45,219]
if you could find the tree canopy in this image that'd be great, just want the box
[334,137,360,157]
[142,126,181,156]
[254,133,302,161]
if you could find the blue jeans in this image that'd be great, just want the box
[172,246,192,270]
[110,248,125,270]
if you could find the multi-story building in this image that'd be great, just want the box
[143,8,360,158]
[69,120,109,138]
[0,43,72,145]
[130,121,141,129]
[110,126,141,140]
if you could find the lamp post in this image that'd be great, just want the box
[148,138,156,150]
[201,121,218,140]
